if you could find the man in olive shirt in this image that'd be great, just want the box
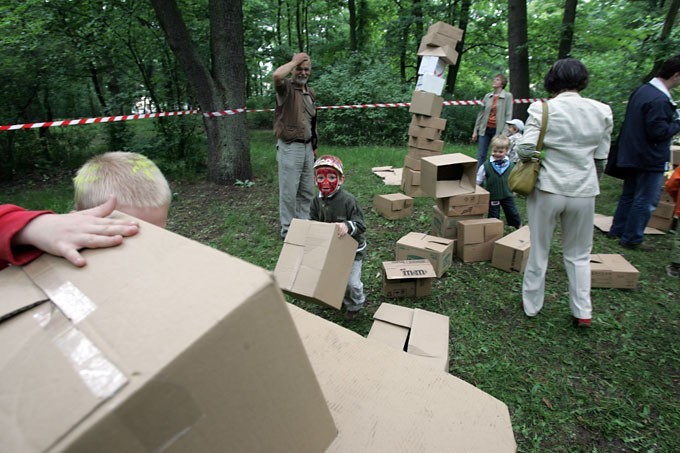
[272,52,318,239]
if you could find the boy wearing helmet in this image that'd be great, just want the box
[310,155,367,320]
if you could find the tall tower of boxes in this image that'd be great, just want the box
[401,22,464,197]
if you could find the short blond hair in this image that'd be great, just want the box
[74,152,171,211]
[490,135,510,149]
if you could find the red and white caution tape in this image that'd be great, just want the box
[0,98,548,131]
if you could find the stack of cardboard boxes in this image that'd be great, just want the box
[647,146,679,231]
[401,21,464,197]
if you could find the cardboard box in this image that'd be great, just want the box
[371,166,403,186]
[395,232,455,278]
[590,254,640,289]
[408,146,442,160]
[401,167,426,197]
[416,74,446,95]
[417,55,447,77]
[408,135,444,152]
[652,200,675,219]
[373,193,414,220]
[427,21,464,41]
[275,219,358,309]
[0,215,337,453]
[288,304,517,451]
[408,122,442,141]
[368,303,449,371]
[411,113,447,130]
[381,259,437,298]
[492,226,531,273]
[417,42,460,65]
[431,204,483,239]
[647,214,674,231]
[409,91,444,117]
[672,145,680,166]
[457,218,505,263]
[436,185,491,216]
[421,153,477,198]
[419,32,457,49]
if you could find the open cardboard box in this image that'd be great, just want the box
[275,219,358,309]
[367,303,449,371]
[289,304,516,451]
[421,153,477,198]
[381,259,437,298]
[0,214,336,452]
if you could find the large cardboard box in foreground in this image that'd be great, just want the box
[590,254,640,289]
[395,232,455,277]
[0,215,336,452]
[382,259,437,298]
[288,304,516,451]
[275,219,358,309]
[421,153,478,198]
[492,226,531,273]
[368,303,449,371]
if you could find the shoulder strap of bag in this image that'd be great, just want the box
[536,101,549,157]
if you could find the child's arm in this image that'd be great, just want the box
[476,166,486,186]
[665,167,680,199]
[4,196,139,268]
[336,197,366,239]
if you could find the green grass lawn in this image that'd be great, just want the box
[1,129,678,452]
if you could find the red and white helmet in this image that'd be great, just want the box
[313,155,344,176]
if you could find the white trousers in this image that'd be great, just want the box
[522,190,595,319]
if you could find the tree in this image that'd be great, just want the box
[149,0,251,185]
[643,0,680,82]
[445,0,472,94]
[508,0,530,120]
[558,0,577,59]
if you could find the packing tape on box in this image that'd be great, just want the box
[22,262,128,400]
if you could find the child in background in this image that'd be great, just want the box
[0,199,139,270]
[476,135,523,229]
[310,155,367,320]
[665,165,680,277]
[74,151,172,227]
[505,119,524,163]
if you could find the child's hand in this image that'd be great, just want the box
[13,196,140,267]
[336,222,349,238]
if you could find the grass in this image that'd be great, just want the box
[1,129,678,452]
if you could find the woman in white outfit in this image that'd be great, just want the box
[518,58,613,328]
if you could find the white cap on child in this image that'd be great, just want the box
[505,119,525,132]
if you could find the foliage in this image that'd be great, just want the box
[313,53,413,146]
[2,130,678,451]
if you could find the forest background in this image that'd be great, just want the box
[1,0,678,183]
[2,1,680,451]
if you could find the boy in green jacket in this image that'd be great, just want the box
[310,155,367,320]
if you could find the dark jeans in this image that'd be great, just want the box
[489,197,522,228]
[477,127,496,168]
[610,170,664,245]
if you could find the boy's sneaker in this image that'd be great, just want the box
[572,317,591,328]
[667,263,680,278]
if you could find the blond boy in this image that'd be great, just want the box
[74,151,172,227]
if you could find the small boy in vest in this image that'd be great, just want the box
[310,155,367,320]
[476,136,522,229]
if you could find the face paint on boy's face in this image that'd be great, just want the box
[315,168,341,196]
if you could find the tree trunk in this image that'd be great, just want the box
[445,0,471,94]
[349,0,357,52]
[558,0,577,59]
[150,0,252,185]
[507,0,530,121]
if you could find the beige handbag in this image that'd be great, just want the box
[508,102,549,196]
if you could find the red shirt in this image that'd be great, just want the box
[0,204,52,270]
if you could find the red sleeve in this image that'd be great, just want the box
[0,204,53,270]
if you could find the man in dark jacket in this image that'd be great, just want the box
[609,55,680,250]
